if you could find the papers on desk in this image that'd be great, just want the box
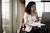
[28,21,45,28]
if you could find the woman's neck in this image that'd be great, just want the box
[31,11,35,16]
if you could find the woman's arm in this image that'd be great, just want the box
[24,12,28,24]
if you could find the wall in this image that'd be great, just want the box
[17,0,25,33]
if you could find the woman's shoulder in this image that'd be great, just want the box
[24,12,28,15]
[24,12,28,18]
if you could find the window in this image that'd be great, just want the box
[45,2,50,12]
[2,0,9,20]
[2,0,9,33]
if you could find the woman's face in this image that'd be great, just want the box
[31,4,35,12]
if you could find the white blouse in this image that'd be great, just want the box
[24,12,45,32]
[24,12,37,32]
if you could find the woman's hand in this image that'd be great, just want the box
[34,18,39,22]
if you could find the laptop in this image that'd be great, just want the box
[41,12,50,33]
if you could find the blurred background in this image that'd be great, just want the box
[0,0,50,33]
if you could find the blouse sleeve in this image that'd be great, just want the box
[24,12,28,24]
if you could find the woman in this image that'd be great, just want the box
[24,1,39,33]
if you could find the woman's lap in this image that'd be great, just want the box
[26,27,40,33]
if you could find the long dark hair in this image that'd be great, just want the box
[25,1,36,14]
